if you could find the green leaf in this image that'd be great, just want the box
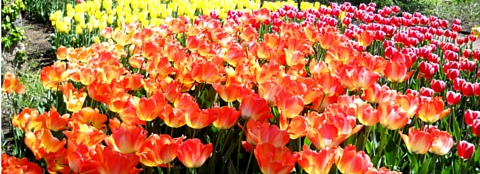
[303,136,311,147]
[365,139,373,154]
[441,166,452,174]
[452,118,460,139]
[419,157,431,174]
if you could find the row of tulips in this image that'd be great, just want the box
[3,1,480,174]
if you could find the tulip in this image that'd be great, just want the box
[446,91,462,105]
[1,72,26,94]
[177,138,213,169]
[378,102,409,130]
[71,107,108,131]
[417,97,451,123]
[105,125,147,154]
[44,107,69,132]
[137,134,185,167]
[428,128,454,156]
[336,145,373,174]
[1,154,44,173]
[254,143,300,174]
[472,119,480,136]
[297,145,335,174]
[457,140,475,160]
[464,110,480,126]
[399,127,434,154]
[212,106,240,130]
[24,128,67,160]
[430,79,446,93]
[246,120,290,147]
[276,90,305,119]
[239,94,272,122]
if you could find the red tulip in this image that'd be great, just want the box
[239,94,272,122]
[465,110,480,126]
[399,127,434,154]
[457,140,475,160]
[446,91,461,105]
[430,79,446,93]
[472,119,480,136]
[297,145,335,173]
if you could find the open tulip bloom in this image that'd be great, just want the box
[3,1,480,174]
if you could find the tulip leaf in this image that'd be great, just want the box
[365,139,373,154]
[223,138,238,161]
[303,136,311,147]
[419,157,430,174]
[441,166,452,174]
[475,147,480,163]
[452,119,460,139]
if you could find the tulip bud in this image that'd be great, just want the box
[446,91,461,105]
[430,79,446,93]
[453,78,465,91]
[457,140,475,160]
[420,87,434,97]
[464,110,480,126]
[472,119,480,136]
[462,82,475,97]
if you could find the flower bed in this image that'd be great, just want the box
[2,0,480,173]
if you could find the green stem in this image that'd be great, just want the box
[373,127,388,167]
[245,151,254,173]
[221,129,232,153]
[356,126,371,151]
[192,129,197,138]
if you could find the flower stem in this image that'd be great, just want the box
[245,151,254,173]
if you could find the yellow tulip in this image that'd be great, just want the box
[107,15,115,24]
[93,36,100,43]
[75,25,83,34]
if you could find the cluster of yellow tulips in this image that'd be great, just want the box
[48,0,324,48]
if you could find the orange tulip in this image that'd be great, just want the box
[356,102,379,126]
[316,30,344,50]
[307,115,363,149]
[258,81,284,106]
[212,83,244,102]
[44,107,69,131]
[355,30,375,47]
[384,60,413,83]
[106,125,147,154]
[279,114,308,139]
[325,45,356,64]
[417,97,451,123]
[1,154,43,174]
[426,126,454,156]
[353,66,381,91]
[212,106,240,130]
[245,120,290,147]
[24,128,67,160]
[40,62,67,90]
[361,83,390,104]
[395,94,420,118]
[59,82,88,112]
[98,146,142,174]
[87,80,112,103]
[316,73,344,97]
[186,107,220,130]
[336,145,373,174]
[239,94,272,122]
[191,61,224,84]
[12,108,45,133]
[71,107,108,131]
[2,72,25,94]
[377,102,409,130]
[63,123,107,147]
[106,86,131,114]
[276,90,305,119]
[134,92,169,122]
[137,134,185,167]
[177,138,213,169]
[254,142,300,174]
[400,127,434,154]
[297,145,335,174]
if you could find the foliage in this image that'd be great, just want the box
[1,0,25,49]
[427,0,480,28]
